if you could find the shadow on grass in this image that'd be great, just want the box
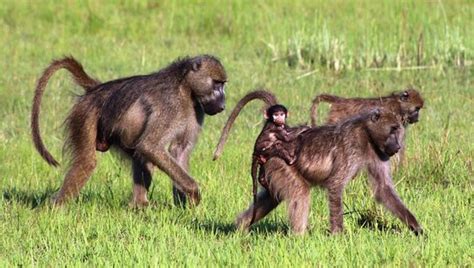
[356,209,401,233]
[191,219,289,236]
[2,187,57,209]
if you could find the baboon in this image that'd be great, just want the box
[252,104,309,187]
[212,90,309,223]
[310,88,424,126]
[235,109,423,235]
[310,88,424,164]
[31,55,227,207]
[249,104,309,223]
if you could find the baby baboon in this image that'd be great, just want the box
[236,109,423,235]
[250,104,309,223]
[310,88,424,165]
[255,104,300,166]
[32,55,227,207]
[252,104,309,187]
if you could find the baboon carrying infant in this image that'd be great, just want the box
[32,55,227,207]
[235,108,423,235]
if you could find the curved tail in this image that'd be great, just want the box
[213,89,278,160]
[310,94,342,126]
[31,57,100,167]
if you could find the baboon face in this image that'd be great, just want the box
[265,104,288,126]
[366,110,403,157]
[399,89,424,124]
[186,57,227,115]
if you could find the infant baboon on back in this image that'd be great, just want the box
[236,108,423,235]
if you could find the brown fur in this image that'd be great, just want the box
[31,55,227,207]
[213,90,279,160]
[212,92,309,224]
[310,87,424,165]
[310,87,424,126]
[236,109,423,235]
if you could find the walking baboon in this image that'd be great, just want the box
[212,90,309,224]
[310,88,424,164]
[31,55,227,207]
[310,88,424,126]
[236,109,423,235]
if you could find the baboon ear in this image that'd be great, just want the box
[263,110,269,119]
[370,109,381,122]
[400,91,409,101]
[286,111,290,118]
[192,59,202,71]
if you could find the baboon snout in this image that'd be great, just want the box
[408,111,419,123]
[385,143,401,156]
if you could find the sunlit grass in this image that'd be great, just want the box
[0,0,472,266]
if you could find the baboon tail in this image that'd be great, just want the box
[31,57,100,167]
[213,89,278,160]
[310,94,342,126]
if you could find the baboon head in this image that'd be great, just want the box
[186,55,227,115]
[365,109,403,158]
[265,104,288,126]
[398,88,424,124]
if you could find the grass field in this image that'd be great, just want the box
[1,0,473,266]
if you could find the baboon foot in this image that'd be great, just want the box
[330,226,344,235]
[129,197,150,208]
[235,213,252,232]
[51,192,67,206]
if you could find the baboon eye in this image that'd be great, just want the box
[213,79,226,85]
[391,126,399,132]
[415,107,421,111]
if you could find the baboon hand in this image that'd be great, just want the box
[187,187,201,207]
[410,225,424,236]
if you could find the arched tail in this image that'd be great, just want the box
[310,94,341,126]
[213,89,278,160]
[31,57,100,167]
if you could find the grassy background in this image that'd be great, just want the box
[0,0,472,266]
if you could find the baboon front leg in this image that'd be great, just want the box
[169,140,194,207]
[327,187,344,234]
[368,162,422,235]
[138,145,200,206]
[130,158,153,207]
[52,111,98,205]
[235,189,280,231]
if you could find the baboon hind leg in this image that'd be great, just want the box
[130,158,153,207]
[287,187,311,234]
[52,109,98,205]
[235,189,280,231]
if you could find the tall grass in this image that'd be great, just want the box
[0,0,472,266]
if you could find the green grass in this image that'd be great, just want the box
[1,0,472,266]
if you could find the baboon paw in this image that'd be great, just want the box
[129,199,150,208]
[411,226,424,236]
[50,193,65,207]
[188,189,201,207]
[234,216,251,232]
[330,227,344,235]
